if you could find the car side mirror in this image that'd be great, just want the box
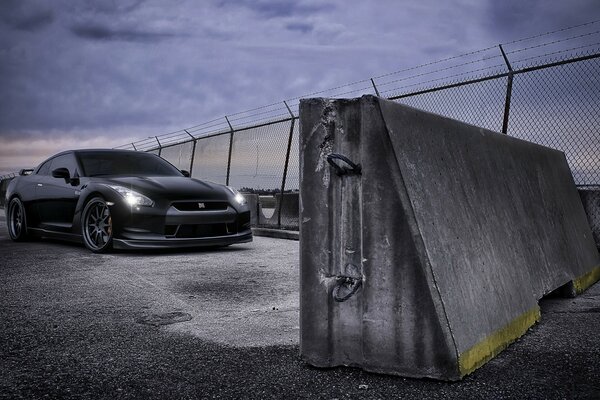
[52,167,70,182]
[52,167,78,185]
[181,170,190,177]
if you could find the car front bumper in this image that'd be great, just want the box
[112,229,253,249]
[107,198,252,250]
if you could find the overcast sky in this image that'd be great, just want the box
[1,0,599,174]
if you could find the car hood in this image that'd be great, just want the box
[97,176,230,201]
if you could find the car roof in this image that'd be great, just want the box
[73,149,144,155]
[46,149,143,158]
[34,149,156,172]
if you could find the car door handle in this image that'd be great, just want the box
[37,183,43,187]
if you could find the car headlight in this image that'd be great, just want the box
[226,186,247,205]
[108,185,154,207]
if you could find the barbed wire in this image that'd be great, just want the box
[379,64,507,97]
[511,43,600,66]
[506,30,600,56]
[4,21,600,185]
[109,19,600,151]
[503,19,599,46]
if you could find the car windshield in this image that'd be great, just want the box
[78,151,183,177]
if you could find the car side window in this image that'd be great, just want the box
[36,159,53,176]
[49,153,80,178]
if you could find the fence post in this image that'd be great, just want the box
[184,129,197,177]
[154,136,163,156]
[499,44,514,134]
[225,116,234,186]
[371,78,382,97]
[278,101,296,229]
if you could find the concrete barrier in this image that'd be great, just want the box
[299,95,600,381]
[579,187,600,251]
[267,192,299,228]
[243,192,300,229]
[243,194,261,226]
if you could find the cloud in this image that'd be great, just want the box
[216,0,335,18]
[483,0,600,40]
[78,0,147,15]
[1,0,599,179]
[0,130,150,175]
[285,22,314,33]
[70,24,183,42]
[11,10,54,31]
[0,1,54,32]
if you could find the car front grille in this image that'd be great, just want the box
[180,223,235,238]
[165,223,236,238]
[164,211,251,239]
[171,201,229,211]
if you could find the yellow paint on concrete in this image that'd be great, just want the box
[573,265,600,295]
[458,265,599,377]
[458,306,541,377]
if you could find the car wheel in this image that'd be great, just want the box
[82,197,113,253]
[7,197,29,241]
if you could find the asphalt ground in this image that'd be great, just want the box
[0,213,599,399]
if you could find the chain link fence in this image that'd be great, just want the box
[2,23,599,233]
[121,53,598,230]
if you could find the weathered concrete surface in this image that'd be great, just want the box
[244,193,261,226]
[244,193,300,230]
[0,215,299,349]
[579,187,600,250]
[299,96,600,380]
[1,215,600,398]
[267,192,300,229]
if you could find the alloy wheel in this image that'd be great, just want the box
[83,198,113,252]
[8,198,26,240]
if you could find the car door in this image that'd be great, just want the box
[17,158,54,228]
[36,153,82,232]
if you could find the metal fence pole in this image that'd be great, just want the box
[184,129,197,177]
[107,51,599,206]
[371,78,381,97]
[278,101,296,229]
[155,136,162,156]
[499,44,514,134]
[225,116,234,186]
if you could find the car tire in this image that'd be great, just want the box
[7,197,29,241]
[82,197,113,253]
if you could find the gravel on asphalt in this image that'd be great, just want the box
[1,214,599,399]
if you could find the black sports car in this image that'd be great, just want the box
[5,149,252,252]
